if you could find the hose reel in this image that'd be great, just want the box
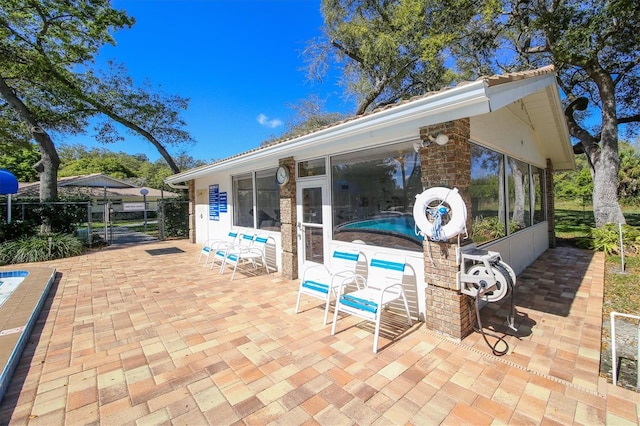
[458,246,518,356]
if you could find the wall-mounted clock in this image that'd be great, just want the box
[276,165,290,185]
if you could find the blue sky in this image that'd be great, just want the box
[66,0,352,163]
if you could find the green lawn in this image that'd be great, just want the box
[555,201,640,316]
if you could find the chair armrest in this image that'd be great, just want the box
[301,264,331,281]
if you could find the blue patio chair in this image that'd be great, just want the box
[295,247,366,325]
[331,253,413,353]
[220,234,276,280]
[197,231,239,267]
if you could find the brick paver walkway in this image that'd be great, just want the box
[0,240,638,425]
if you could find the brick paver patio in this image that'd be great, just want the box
[0,239,638,425]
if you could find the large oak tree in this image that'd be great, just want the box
[311,0,640,226]
[0,0,193,210]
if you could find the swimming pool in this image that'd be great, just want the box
[0,270,29,309]
[0,267,56,404]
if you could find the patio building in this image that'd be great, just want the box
[165,65,574,340]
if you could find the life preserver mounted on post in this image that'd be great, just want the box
[413,187,467,242]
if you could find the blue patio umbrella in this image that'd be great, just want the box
[0,169,19,223]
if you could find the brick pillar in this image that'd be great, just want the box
[279,157,298,279]
[419,119,474,340]
[188,180,196,243]
[546,158,556,248]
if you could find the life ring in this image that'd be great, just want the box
[413,187,467,241]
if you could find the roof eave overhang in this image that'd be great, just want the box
[165,80,492,184]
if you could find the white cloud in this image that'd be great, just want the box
[257,113,283,129]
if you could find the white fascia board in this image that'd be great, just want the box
[165,80,491,184]
[486,74,556,112]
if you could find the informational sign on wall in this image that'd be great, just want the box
[208,184,228,220]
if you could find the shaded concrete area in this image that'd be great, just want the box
[0,240,638,425]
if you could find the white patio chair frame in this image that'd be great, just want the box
[211,233,255,272]
[331,253,413,353]
[220,234,276,280]
[197,231,239,267]
[295,247,366,325]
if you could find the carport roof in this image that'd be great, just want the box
[166,65,574,184]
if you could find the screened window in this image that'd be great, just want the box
[331,142,423,251]
[255,169,281,231]
[532,166,545,224]
[470,144,506,244]
[233,174,254,228]
[507,158,531,231]
[470,142,546,244]
[232,169,281,231]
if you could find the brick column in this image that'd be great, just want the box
[188,179,196,243]
[279,157,298,279]
[419,119,474,340]
[546,158,556,248]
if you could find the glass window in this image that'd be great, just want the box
[233,174,253,228]
[233,169,281,231]
[255,169,281,231]
[331,142,423,251]
[470,144,507,244]
[532,165,545,224]
[298,158,326,177]
[507,158,530,231]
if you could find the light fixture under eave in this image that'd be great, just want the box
[427,133,449,146]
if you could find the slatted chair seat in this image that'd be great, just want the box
[197,231,239,267]
[211,233,256,274]
[220,234,276,280]
[295,247,365,325]
[331,253,412,353]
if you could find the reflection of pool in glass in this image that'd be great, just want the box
[337,214,423,244]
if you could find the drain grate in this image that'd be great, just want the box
[145,247,185,256]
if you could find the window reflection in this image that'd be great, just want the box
[331,142,423,251]
[470,144,506,244]
[508,158,530,230]
[233,169,281,231]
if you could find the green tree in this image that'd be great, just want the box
[0,0,134,206]
[449,0,639,226]
[313,0,640,227]
[307,0,468,114]
[0,142,40,182]
[1,0,194,213]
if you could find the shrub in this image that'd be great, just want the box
[587,224,640,255]
[0,219,38,243]
[0,233,84,265]
[161,199,189,238]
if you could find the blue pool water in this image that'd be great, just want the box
[0,270,29,308]
[338,214,423,243]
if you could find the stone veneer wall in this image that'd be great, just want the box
[278,157,298,280]
[546,158,556,248]
[189,179,196,244]
[419,119,474,340]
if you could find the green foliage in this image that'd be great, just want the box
[312,0,473,113]
[8,196,91,235]
[471,216,520,243]
[0,220,38,243]
[56,143,201,190]
[161,199,189,238]
[0,142,40,182]
[585,224,640,255]
[0,233,84,265]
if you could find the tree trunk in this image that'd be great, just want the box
[564,69,626,227]
[589,67,625,227]
[0,75,60,232]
